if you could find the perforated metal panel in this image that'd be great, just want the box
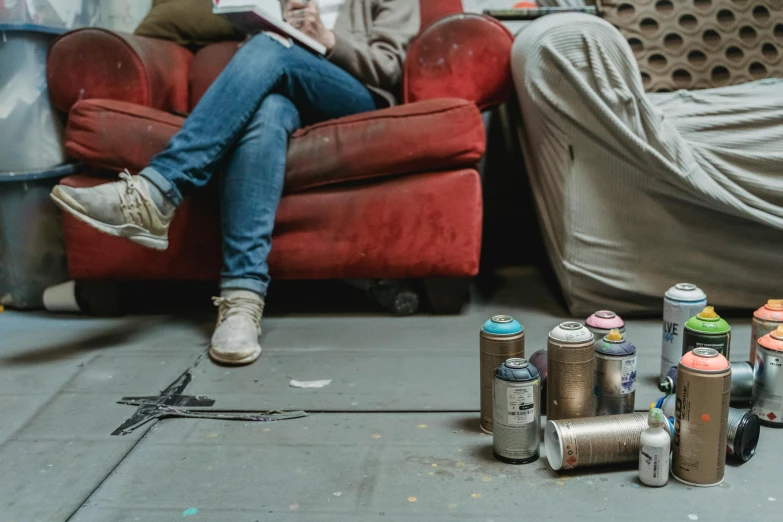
[600,0,783,91]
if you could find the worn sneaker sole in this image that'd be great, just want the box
[208,345,262,366]
[50,190,169,251]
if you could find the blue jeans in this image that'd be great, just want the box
[140,34,377,296]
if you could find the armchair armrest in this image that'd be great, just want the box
[47,28,193,114]
[403,14,514,110]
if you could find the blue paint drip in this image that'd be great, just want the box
[183,507,199,516]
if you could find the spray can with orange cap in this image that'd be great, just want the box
[750,299,783,366]
[752,325,783,427]
[593,329,636,416]
[682,306,731,360]
[672,348,731,486]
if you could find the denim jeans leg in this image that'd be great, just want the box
[139,34,376,207]
[219,95,301,297]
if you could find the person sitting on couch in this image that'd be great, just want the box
[50,0,420,365]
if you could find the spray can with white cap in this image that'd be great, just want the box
[661,283,707,380]
[639,408,670,487]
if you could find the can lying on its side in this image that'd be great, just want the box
[673,348,731,487]
[661,394,759,463]
[493,358,540,464]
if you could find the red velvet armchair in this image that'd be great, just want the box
[46,1,513,312]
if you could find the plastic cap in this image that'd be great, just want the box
[605,329,623,341]
[773,325,783,340]
[698,306,718,319]
[767,299,783,310]
[648,408,666,428]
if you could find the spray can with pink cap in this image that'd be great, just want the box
[750,299,783,366]
[585,310,625,340]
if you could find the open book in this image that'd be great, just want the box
[213,0,327,55]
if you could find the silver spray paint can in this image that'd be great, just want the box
[492,358,540,464]
[594,329,637,416]
[661,283,707,380]
[752,326,783,427]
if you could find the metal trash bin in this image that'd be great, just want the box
[0,24,67,172]
[0,164,77,309]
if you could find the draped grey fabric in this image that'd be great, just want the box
[512,13,783,315]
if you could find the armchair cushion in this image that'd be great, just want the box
[64,97,485,193]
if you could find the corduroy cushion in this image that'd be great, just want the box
[64,97,485,193]
[134,0,246,47]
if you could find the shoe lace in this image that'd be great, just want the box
[118,169,151,225]
[212,296,264,327]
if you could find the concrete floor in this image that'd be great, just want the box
[0,268,780,521]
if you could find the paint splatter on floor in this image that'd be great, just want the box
[769,497,776,502]
[289,503,299,511]
[333,492,342,497]
[471,493,480,499]
[182,508,198,517]
[456,461,466,467]
[556,481,565,486]
[371,434,382,439]
[408,497,417,503]
[688,515,698,520]
[206,433,217,439]
[448,503,457,509]
[418,424,428,429]
[432,463,438,467]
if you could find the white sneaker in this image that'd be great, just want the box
[50,169,173,251]
[209,291,264,365]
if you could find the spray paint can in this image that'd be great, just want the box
[672,348,731,486]
[594,329,636,416]
[480,315,525,433]
[528,348,548,405]
[658,361,753,404]
[585,310,625,339]
[547,322,594,421]
[661,283,707,380]
[750,299,783,365]
[751,325,783,427]
[545,413,649,471]
[682,306,731,359]
[492,358,540,464]
[661,394,759,463]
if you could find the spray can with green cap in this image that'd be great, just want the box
[639,408,670,487]
[682,306,731,360]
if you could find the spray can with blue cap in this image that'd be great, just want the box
[480,315,525,433]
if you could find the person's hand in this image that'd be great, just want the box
[284,0,336,51]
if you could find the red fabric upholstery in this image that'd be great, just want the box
[404,14,514,109]
[64,98,485,193]
[47,29,192,114]
[48,6,510,285]
[420,0,464,29]
[60,169,482,280]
